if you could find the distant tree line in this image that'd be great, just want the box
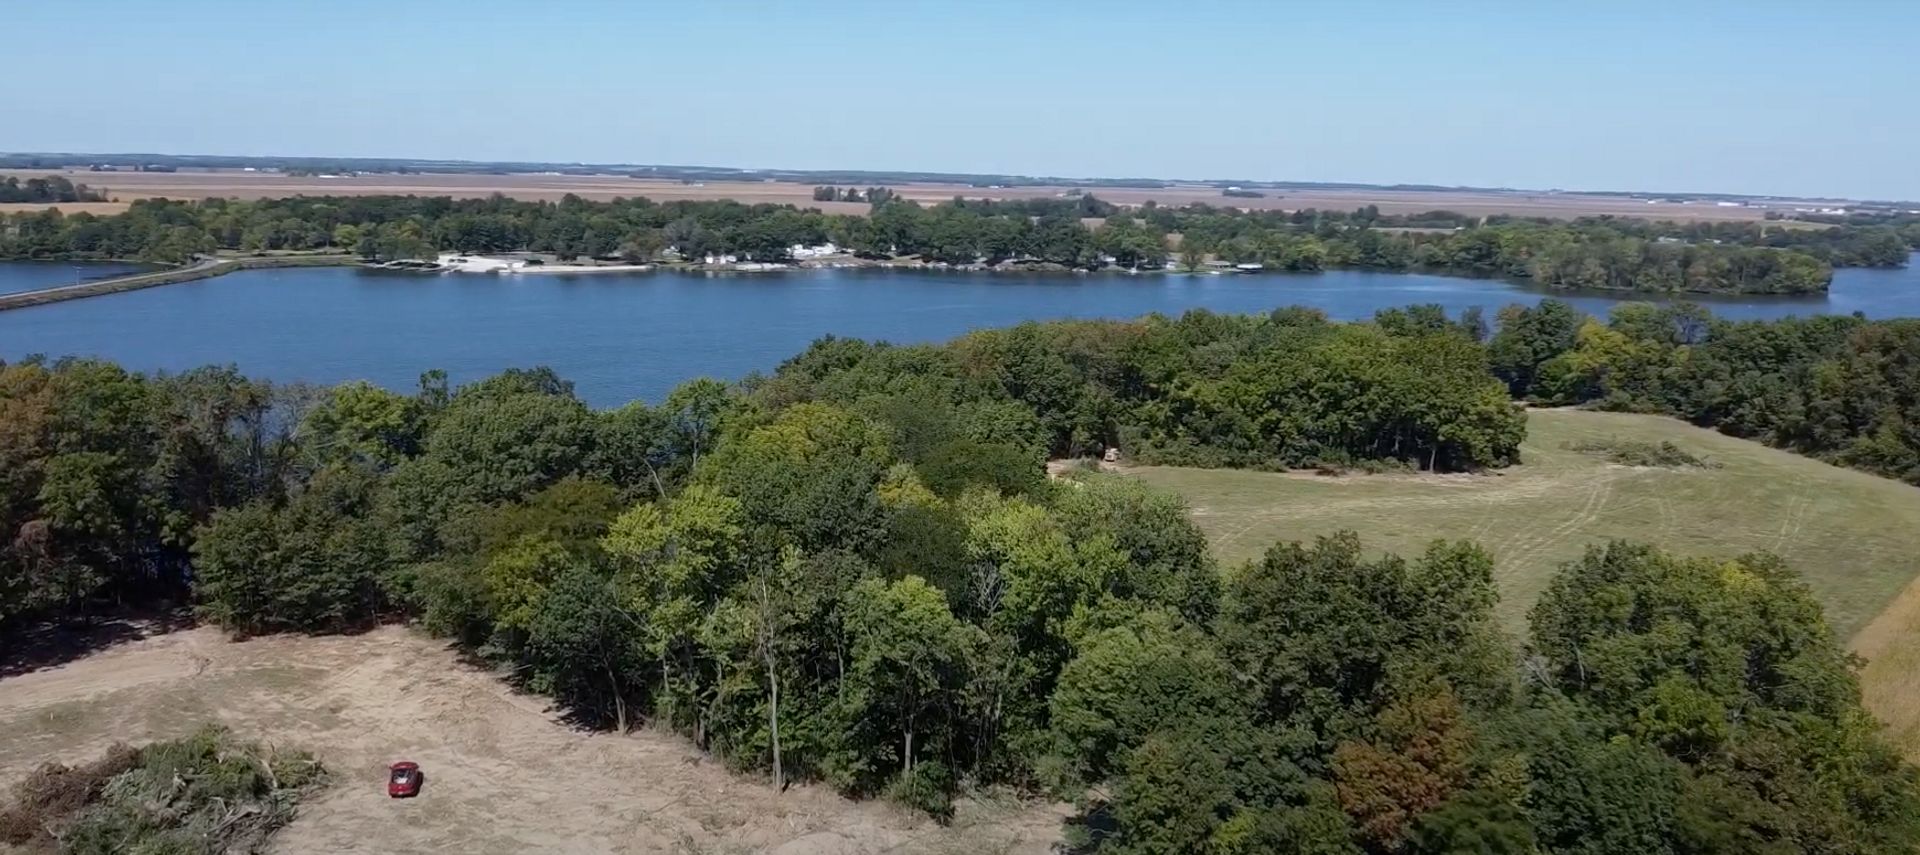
[0,175,105,204]
[3,192,1904,292]
[4,306,1919,849]
[1567,215,1920,267]
[1486,298,1920,485]
[810,186,895,204]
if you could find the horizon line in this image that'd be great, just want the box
[1,149,1904,208]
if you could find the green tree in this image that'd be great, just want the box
[837,575,977,793]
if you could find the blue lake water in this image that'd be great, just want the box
[1,257,1916,407]
[0,261,156,295]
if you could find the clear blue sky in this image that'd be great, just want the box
[7,1,1914,200]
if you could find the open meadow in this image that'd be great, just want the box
[1128,408,1920,754]
[0,625,1063,855]
[0,168,1795,222]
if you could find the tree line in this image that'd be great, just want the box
[6,304,1920,849]
[810,186,895,204]
[0,309,1521,628]
[4,191,1901,293]
[1485,299,1920,485]
[0,175,105,204]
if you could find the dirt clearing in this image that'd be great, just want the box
[0,626,1064,854]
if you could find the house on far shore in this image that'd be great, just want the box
[790,242,841,259]
[437,252,528,273]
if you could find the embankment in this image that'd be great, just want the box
[0,254,356,312]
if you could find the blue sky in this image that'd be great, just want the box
[6,1,1914,199]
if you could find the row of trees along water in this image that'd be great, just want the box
[5,193,1916,292]
[6,304,1920,851]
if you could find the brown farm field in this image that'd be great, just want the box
[1127,408,1920,757]
[1,167,1801,222]
[0,201,133,216]
[0,624,1064,855]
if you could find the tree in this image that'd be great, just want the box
[188,503,279,634]
[839,575,976,787]
[1405,789,1537,855]
[1106,733,1234,855]
[1528,542,1920,851]
[1331,688,1474,850]
[1487,299,1582,397]
[300,380,422,469]
[525,562,644,730]
[602,484,748,740]
[1049,613,1242,787]
[617,229,665,263]
[331,223,362,251]
[1216,533,1501,746]
[422,387,595,505]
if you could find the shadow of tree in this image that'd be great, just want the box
[0,605,195,679]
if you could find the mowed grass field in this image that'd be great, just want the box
[1129,409,1920,751]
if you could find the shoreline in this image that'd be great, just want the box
[0,251,1854,314]
[0,254,356,312]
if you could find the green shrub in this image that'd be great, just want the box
[887,761,956,823]
[1565,438,1717,469]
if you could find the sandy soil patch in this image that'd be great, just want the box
[0,625,1064,854]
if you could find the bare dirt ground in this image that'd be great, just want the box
[0,625,1066,854]
[0,168,1798,222]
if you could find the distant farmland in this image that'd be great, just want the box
[0,167,1795,222]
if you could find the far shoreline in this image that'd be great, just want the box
[0,248,1879,314]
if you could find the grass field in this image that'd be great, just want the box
[1130,408,1920,752]
[1132,408,1920,635]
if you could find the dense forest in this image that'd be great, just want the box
[6,303,1920,851]
[0,176,104,205]
[6,190,1911,294]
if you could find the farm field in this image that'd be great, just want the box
[0,168,1793,222]
[0,201,132,216]
[1128,408,1920,753]
[0,625,1063,855]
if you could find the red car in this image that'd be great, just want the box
[387,761,422,798]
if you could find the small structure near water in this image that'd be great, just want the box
[367,253,651,275]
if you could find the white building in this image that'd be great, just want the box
[789,242,842,259]
[436,253,529,273]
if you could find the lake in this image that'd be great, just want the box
[0,260,157,295]
[2,258,1917,407]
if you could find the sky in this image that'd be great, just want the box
[6,0,1916,200]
